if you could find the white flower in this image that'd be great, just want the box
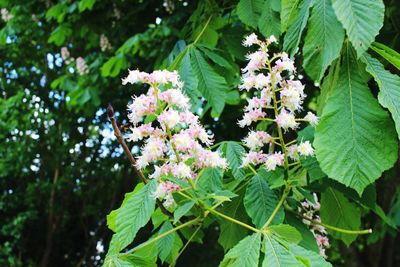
[158,109,181,129]
[243,131,271,150]
[298,141,314,156]
[172,162,192,179]
[265,152,284,171]
[275,109,299,131]
[242,33,259,47]
[304,112,319,127]
[267,35,277,44]
[159,89,190,109]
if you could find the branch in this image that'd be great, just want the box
[107,104,173,218]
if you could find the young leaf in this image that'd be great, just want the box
[303,0,344,82]
[106,181,156,252]
[331,0,384,57]
[360,53,400,139]
[236,0,264,28]
[258,0,281,38]
[244,173,284,228]
[320,188,361,246]
[219,233,261,267]
[314,44,398,195]
[371,42,400,70]
[283,0,313,56]
[190,47,229,117]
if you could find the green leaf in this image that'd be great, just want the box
[48,25,72,46]
[197,167,223,192]
[281,0,302,32]
[314,44,398,195]
[78,0,96,12]
[173,201,195,223]
[317,59,340,115]
[257,168,285,189]
[263,235,301,266]
[236,0,264,28]
[219,233,261,267]
[177,51,201,107]
[320,188,361,246]
[269,224,302,244]
[289,244,332,267]
[151,208,168,229]
[197,45,233,69]
[225,142,246,180]
[218,189,251,251]
[331,0,384,57]
[45,3,67,23]
[285,213,319,253]
[157,221,182,263]
[244,173,284,228]
[303,0,344,82]
[283,0,313,56]
[101,54,127,77]
[190,48,229,117]
[263,233,331,267]
[106,181,156,252]
[371,42,400,70]
[360,53,400,139]
[258,0,281,38]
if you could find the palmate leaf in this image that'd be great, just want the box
[236,0,264,28]
[219,233,261,267]
[360,53,400,139]
[244,173,284,228]
[283,0,313,56]
[331,0,384,57]
[157,221,183,264]
[106,181,156,252]
[190,47,229,117]
[225,141,246,181]
[320,188,361,246]
[314,43,398,195]
[303,0,344,82]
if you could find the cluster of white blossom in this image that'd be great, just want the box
[100,34,112,52]
[123,69,227,207]
[76,57,89,75]
[61,47,74,65]
[239,33,319,171]
[299,194,330,258]
[1,8,12,22]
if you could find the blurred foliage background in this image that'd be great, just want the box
[1,0,400,266]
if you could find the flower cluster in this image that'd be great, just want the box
[76,57,89,75]
[100,34,112,52]
[299,194,330,258]
[61,47,74,65]
[1,8,12,22]
[238,33,319,171]
[123,69,227,207]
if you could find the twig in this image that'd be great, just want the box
[107,104,173,218]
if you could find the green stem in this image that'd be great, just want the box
[123,217,201,255]
[193,16,213,44]
[169,223,203,267]
[262,185,291,229]
[248,164,258,175]
[205,207,259,233]
[289,208,372,235]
